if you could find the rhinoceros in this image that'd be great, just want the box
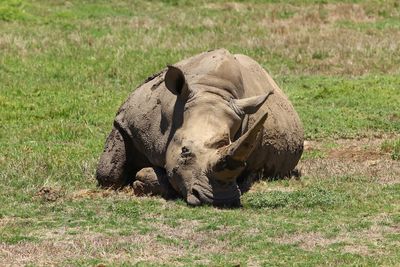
[96,49,304,206]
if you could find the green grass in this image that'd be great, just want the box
[243,186,343,209]
[382,138,400,160]
[1,0,400,265]
[0,0,28,21]
[280,75,400,139]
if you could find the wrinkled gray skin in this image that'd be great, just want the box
[96,49,304,206]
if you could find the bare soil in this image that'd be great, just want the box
[299,135,400,185]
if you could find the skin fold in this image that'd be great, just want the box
[96,49,304,206]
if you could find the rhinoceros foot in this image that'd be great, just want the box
[132,167,178,199]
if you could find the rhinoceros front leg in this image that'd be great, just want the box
[96,126,136,188]
[133,167,178,199]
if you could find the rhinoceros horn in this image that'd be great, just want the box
[212,111,268,182]
[226,110,268,161]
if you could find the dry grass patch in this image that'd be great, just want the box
[273,232,337,250]
[150,219,235,253]
[2,1,399,75]
[0,219,235,266]
[340,224,400,256]
[255,3,400,75]
[205,2,248,12]
[0,230,152,266]
[272,217,399,256]
[324,3,376,23]
[0,217,17,228]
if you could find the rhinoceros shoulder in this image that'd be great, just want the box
[234,54,282,98]
[114,69,176,167]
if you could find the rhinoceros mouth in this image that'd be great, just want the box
[187,184,241,207]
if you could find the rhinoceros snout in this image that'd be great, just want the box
[186,187,212,206]
[186,184,241,207]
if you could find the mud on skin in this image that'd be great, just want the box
[96,49,304,206]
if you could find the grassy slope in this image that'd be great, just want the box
[0,0,399,266]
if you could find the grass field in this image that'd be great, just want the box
[1,0,399,266]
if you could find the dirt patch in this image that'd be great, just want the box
[69,188,135,200]
[35,187,138,202]
[300,136,400,184]
[328,146,383,161]
[300,157,400,184]
[248,180,296,193]
[35,187,63,202]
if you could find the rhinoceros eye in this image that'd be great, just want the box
[181,146,192,157]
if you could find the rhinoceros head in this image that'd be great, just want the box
[163,65,270,206]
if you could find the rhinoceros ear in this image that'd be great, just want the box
[165,65,188,96]
[231,93,272,115]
